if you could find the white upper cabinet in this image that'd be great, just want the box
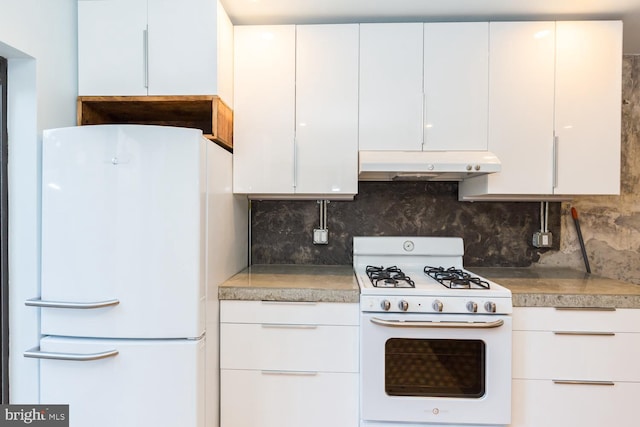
[233,24,359,198]
[295,24,359,196]
[359,23,424,151]
[78,0,147,96]
[233,25,296,195]
[358,22,489,152]
[78,0,232,97]
[424,22,489,151]
[459,20,622,200]
[463,21,556,197]
[554,21,622,195]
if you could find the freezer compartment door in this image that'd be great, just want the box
[40,125,206,338]
[33,335,204,427]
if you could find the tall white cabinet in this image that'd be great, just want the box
[78,0,233,98]
[459,20,622,200]
[233,25,359,199]
[554,21,623,195]
[359,22,489,152]
[295,25,359,196]
[232,25,296,195]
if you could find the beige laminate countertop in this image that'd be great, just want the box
[218,264,359,303]
[469,267,640,308]
[219,265,640,308]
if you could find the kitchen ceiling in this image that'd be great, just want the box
[220,0,640,54]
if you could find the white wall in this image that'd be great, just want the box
[0,0,77,403]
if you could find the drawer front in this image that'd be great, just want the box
[220,300,359,326]
[513,307,640,332]
[511,379,640,427]
[513,330,640,381]
[221,369,358,427]
[220,323,358,372]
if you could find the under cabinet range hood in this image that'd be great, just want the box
[358,150,501,181]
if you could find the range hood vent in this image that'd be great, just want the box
[359,150,501,182]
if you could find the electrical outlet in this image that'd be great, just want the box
[313,228,329,245]
[532,231,553,248]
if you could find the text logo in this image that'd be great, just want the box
[0,405,68,426]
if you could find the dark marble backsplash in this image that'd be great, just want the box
[251,181,560,266]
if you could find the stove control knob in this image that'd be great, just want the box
[467,301,478,313]
[399,300,409,311]
[432,300,444,312]
[381,300,391,311]
[485,301,497,313]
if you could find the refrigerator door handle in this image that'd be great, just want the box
[25,298,120,309]
[24,347,119,361]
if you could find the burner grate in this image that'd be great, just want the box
[424,266,490,290]
[366,265,416,288]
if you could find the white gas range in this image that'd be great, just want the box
[354,236,513,427]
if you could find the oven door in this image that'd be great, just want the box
[361,312,512,426]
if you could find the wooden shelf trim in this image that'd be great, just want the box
[77,95,233,151]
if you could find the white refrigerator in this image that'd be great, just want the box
[24,125,247,427]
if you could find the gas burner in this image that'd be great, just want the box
[366,265,416,288]
[424,266,490,290]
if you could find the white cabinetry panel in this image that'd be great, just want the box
[221,370,358,427]
[78,0,224,96]
[554,21,623,195]
[78,0,147,96]
[511,307,640,427]
[480,21,556,195]
[358,22,489,153]
[232,25,296,195]
[513,330,640,381]
[233,24,358,198]
[220,300,359,325]
[220,301,359,427]
[295,24,359,196]
[512,379,639,427]
[424,22,489,151]
[460,20,622,200]
[146,0,218,95]
[220,323,358,372]
[359,23,424,151]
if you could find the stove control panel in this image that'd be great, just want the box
[361,295,512,314]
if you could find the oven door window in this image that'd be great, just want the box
[385,338,485,398]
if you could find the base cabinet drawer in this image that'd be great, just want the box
[220,323,358,372]
[221,369,358,427]
[511,379,639,426]
[513,330,640,381]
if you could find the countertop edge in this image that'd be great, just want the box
[218,287,360,303]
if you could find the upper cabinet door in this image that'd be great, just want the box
[78,0,225,97]
[359,23,424,151]
[295,24,359,196]
[78,0,148,96]
[554,21,622,195]
[484,21,556,195]
[147,0,218,95]
[233,26,296,195]
[424,22,489,151]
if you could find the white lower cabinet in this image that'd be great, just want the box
[220,301,359,427]
[221,370,357,427]
[512,379,640,427]
[511,307,640,426]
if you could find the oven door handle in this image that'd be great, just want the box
[370,317,504,329]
